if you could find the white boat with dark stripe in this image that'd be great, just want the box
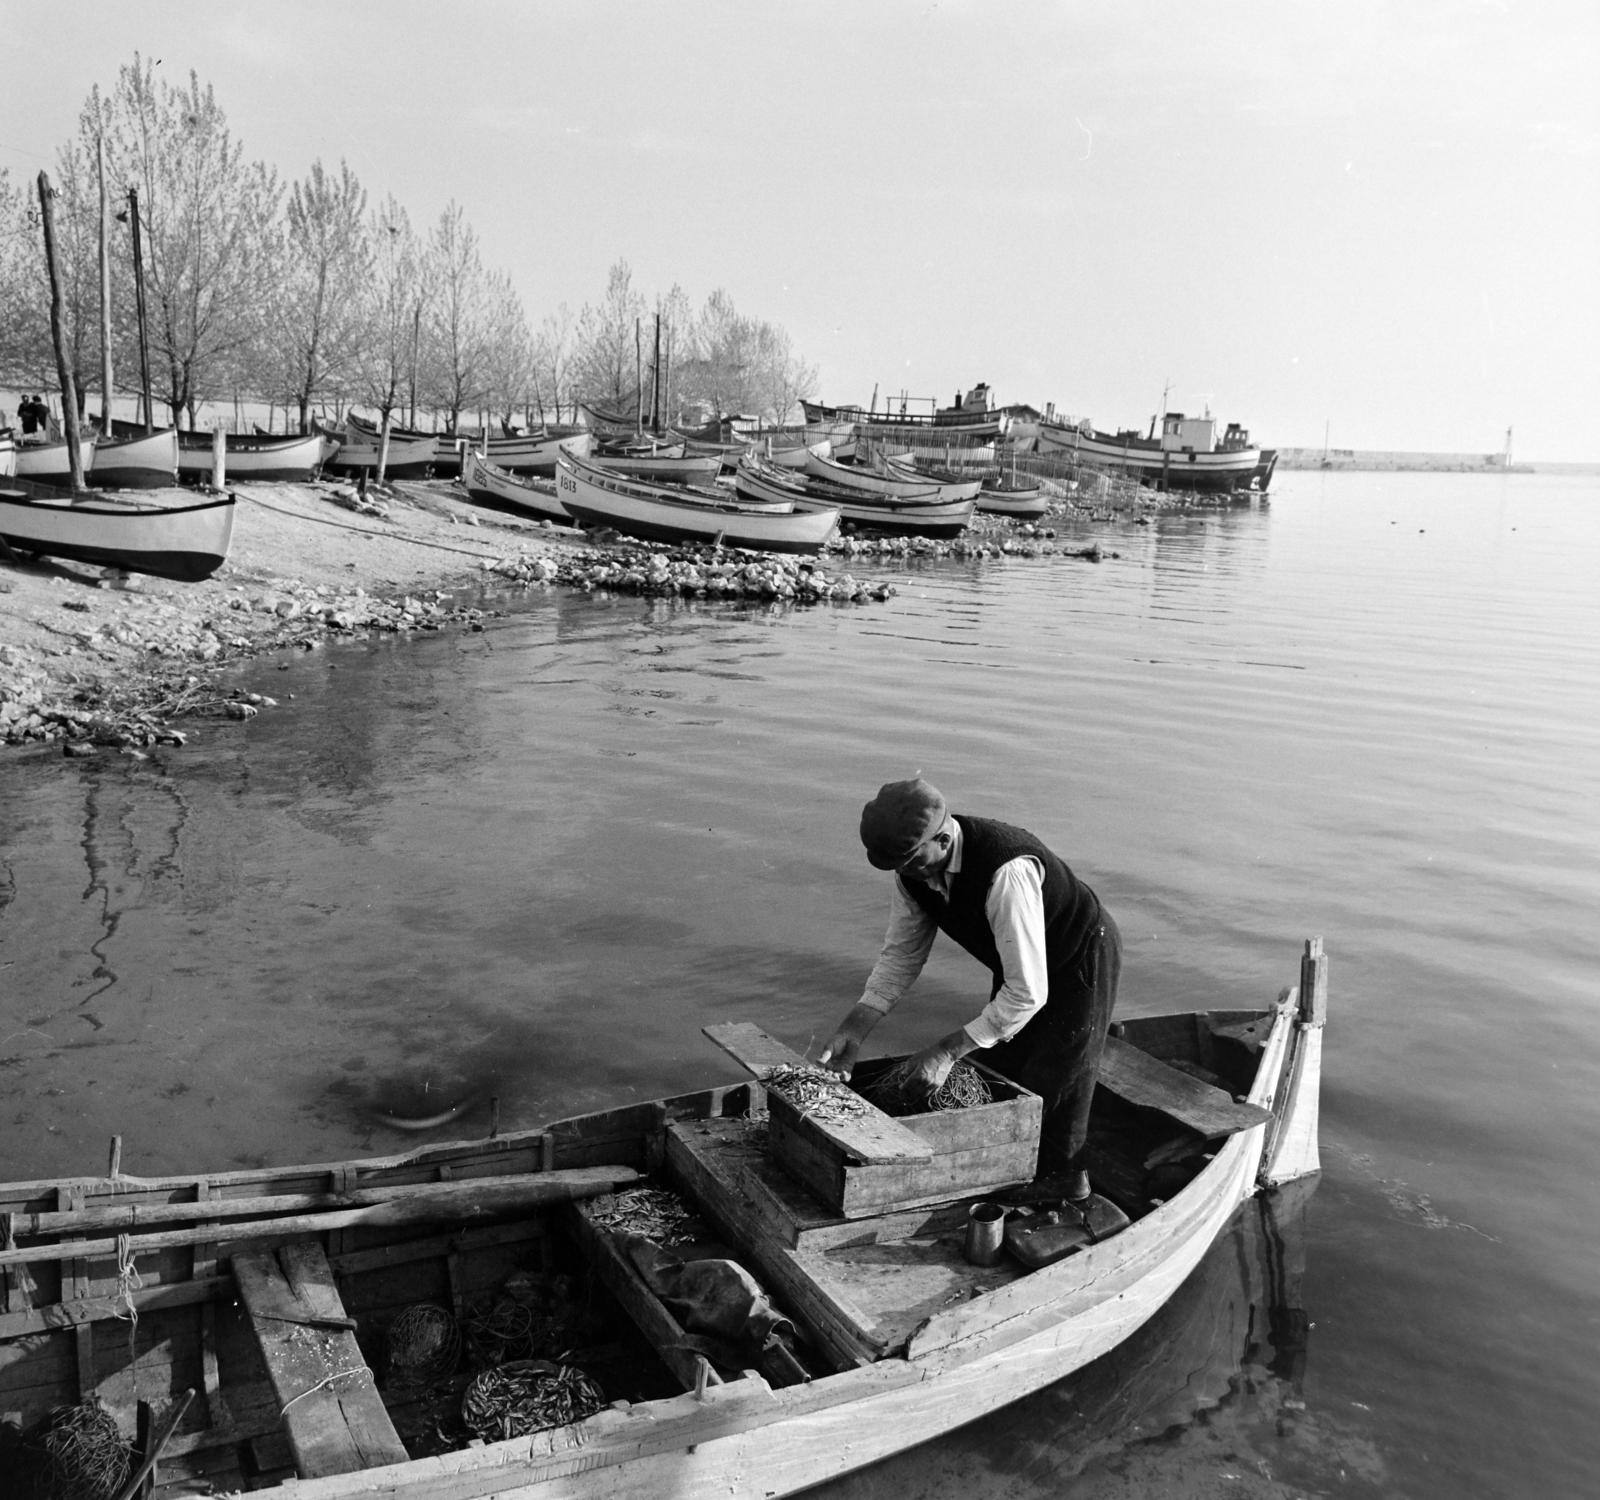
[1037,413,1261,492]
[89,427,179,489]
[0,480,235,581]
[557,455,839,553]
[14,436,97,484]
[462,451,571,522]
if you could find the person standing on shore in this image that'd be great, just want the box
[820,777,1121,1201]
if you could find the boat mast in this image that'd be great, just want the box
[651,312,661,435]
[37,171,86,491]
[634,318,643,438]
[96,116,114,440]
[127,188,153,433]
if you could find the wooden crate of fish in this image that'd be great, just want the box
[703,1024,1042,1219]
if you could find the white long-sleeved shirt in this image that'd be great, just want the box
[857,817,1049,1047]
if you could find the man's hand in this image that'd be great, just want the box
[907,1026,979,1093]
[818,1002,881,1079]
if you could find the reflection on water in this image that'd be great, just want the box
[2,472,1598,1497]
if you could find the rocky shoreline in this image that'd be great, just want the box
[0,474,1180,758]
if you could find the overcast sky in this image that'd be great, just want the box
[6,1,1596,458]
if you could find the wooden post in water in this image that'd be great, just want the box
[37,171,86,492]
[96,127,114,439]
[127,188,153,434]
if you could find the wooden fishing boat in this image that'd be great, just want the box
[14,435,97,485]
[590,451,721,485]
[461,451,571,523]
[735,456,976,539]
[1037,413,1261,493]
[801,450,942,501]
[976,478,1049,520]
[881,455,984,503]
[171,431,330,484]
[0,481,235,581]
[0,941,1325,1498]
[86,428,180,490]
[557,455,839,554]
[324,422,436,480]
[802,398,1010,441]
[0,433,15,479]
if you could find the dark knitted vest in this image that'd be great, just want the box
[901,815,1101,1000]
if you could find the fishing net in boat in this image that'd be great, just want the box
[586,1186,702,1247]
[15,1399,130,1500]
[463,1297,540,1366]
[765,1063,874,1124]
[858,1057,993,1116]
[460,1360,605,1441]
[385,1303,462,1386]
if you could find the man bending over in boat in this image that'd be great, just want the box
[820,777,1120,1202]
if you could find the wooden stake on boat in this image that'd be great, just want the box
[127,188,153,434]
[212,425,226,491]
[107,1135,122,1179]
[489,1095,500,1138]
[111,1388,194,1500]
[37,171,86,492]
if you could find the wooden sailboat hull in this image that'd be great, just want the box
[88,428,179,490]
[0,489,235,581]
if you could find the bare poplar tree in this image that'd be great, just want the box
[571,259,645,411]
[531,302,574,424]
[271,160,370,433]
[356,196,424,481]
[95,55,280,428]
[480,269,533,431]
[423,201,490,433]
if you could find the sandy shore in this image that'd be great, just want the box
[0,478,575,754]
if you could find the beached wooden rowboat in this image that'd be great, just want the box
[461,451,571,523]
[14,436,97,485]
[0,434,15,479]
[325,422,437,479]
[172,431,330,483]
[589,452,722,485]
[734,455,977,538]
[0,940,1324,1498]
[557,456,839,554]
[87,427,180,490]
[976,478,1050,520]
[0,482,235,581]
[801,449,941,500]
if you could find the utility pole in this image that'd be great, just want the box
[127,188,153,433]
[651,312,662,435]
[96,126,114,438]
[37,171,86,492]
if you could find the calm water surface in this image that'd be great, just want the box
[3,471,1597,1498]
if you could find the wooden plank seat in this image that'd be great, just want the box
[1096,1035,1274,1139]
[232,1242,408,1478]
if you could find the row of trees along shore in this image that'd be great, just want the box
[0,56,817,447]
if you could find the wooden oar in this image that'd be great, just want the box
[0,1165,639,1268]
[112,1388,194,1500]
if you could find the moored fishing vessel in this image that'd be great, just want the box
[0,940,1324,1498]
[0,478,235,581]
[1037,412,1262,493]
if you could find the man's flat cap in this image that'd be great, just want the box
[859,778,947,870]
